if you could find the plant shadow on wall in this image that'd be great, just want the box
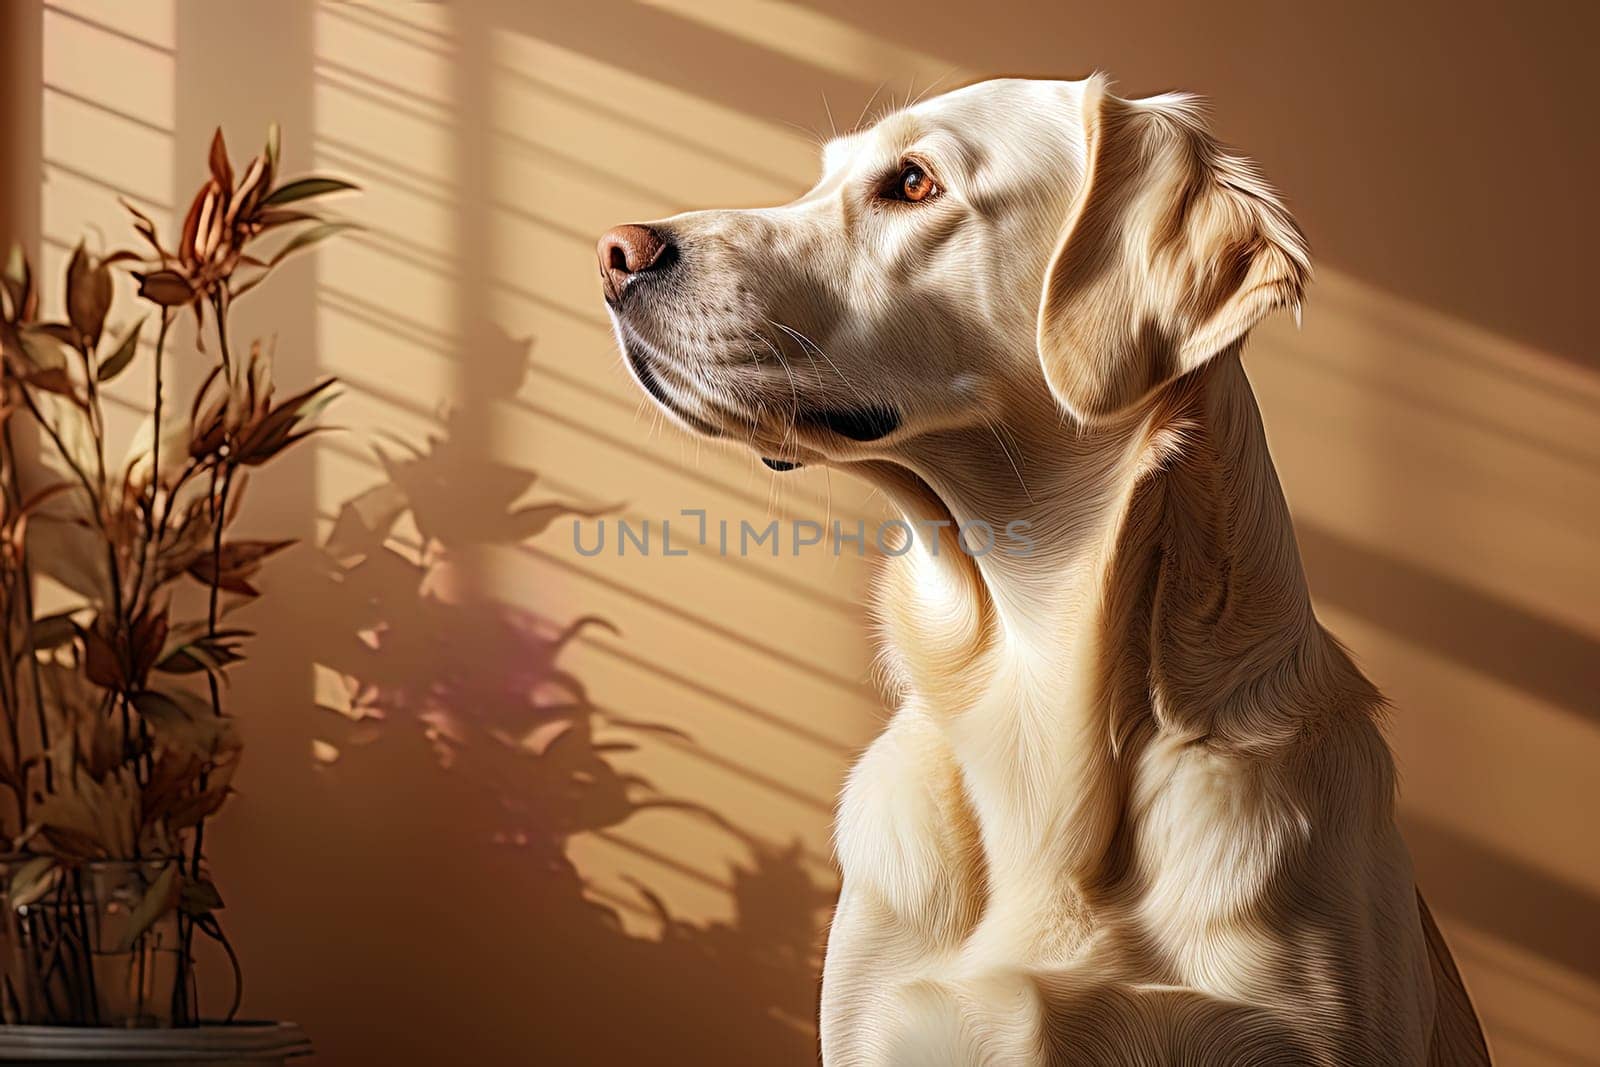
[303,327,831,1063]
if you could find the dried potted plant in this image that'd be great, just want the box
[0,124,353,1060]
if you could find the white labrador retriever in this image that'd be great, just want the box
[596,75,1490,1066]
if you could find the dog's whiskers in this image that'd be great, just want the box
[769,319,874,411]
[855,81,888,133]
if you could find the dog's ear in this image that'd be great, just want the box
[1037,77,1309,422]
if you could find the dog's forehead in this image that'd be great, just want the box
[911,77,1078,128]
[823,78,1082,175]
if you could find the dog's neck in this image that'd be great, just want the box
[857,349,1379,895]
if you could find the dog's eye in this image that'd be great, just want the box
[885,161,940,203]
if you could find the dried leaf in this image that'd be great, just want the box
[234,380,338,463]
[187,538,294,594]
[226,270,269,300]
[180,876,224,917]
[310,739,340,765]
[23,764,140,860]
[136,270,196,307]
[194,183,224,263]
[239,425,330,466]
[7,857,57,909]
[29,322,78,347]
[120,198,169,263]
[268,221,358,269]
[18,481,70,516]
[115,863,181,951]
[27,611,78,655]
[23,366,79,401]
[157,620,209,657]
[248,377,336,436]
[265,123,280,178]
[260,176,358,208]
[154,647,212,675]
[131,690,185,723]
[189,363,224,424]
[253,209,319,231]
[207,128,233,192]
[178,185,210,270]
[65,242,112,349]
[129,606,169,683]
[83,623,123,688]
[96,316,145,382]
[84,712,122,779]
[231,156,268,222]
[132,689,229,757]
[165,784,231,830]
[2,244,32,320]
[140,749,203,827]
[25,512,109,603]
[294,381,340,423]
[155,632,244,677]
[15,326,72,371]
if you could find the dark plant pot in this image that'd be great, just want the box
[0,1021,310,1062]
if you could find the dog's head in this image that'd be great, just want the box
[597,76,1306,467]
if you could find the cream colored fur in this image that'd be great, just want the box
[601,75,1490,1066]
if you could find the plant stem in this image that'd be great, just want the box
[133,311,172,611]
[175,293,238,1025]
[205,470,232,639]
[13,380,122,633]
[189,463,232,884]
[125,311,172,795]
[212,291,232,380]
[14,385,97,510]
[74,350,127,643]
[149,459,203,578]
[78,340,109,515]
[71,868,101,1024]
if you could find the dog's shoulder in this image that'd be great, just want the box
[834,705,985,940]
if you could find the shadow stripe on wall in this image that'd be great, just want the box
[1299,523,1600,726]
[1404,813,1600,985]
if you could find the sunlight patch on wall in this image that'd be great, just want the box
[637,0,966,92]
[39,0,174,443]
[311,1,460,528]
[1323,604,1599,893]
[486,28,888,939]
[494,32,816,210]
[44,0,175,49]
[1253,274,1600,642]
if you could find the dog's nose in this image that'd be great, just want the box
[597,224,672,303]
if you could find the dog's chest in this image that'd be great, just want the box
[831,702,1100,973]
[858,561,1135,964]
[827,727,1101,1064]
[833,702,1289,983]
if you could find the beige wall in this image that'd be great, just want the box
[9,2,1598,1064]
